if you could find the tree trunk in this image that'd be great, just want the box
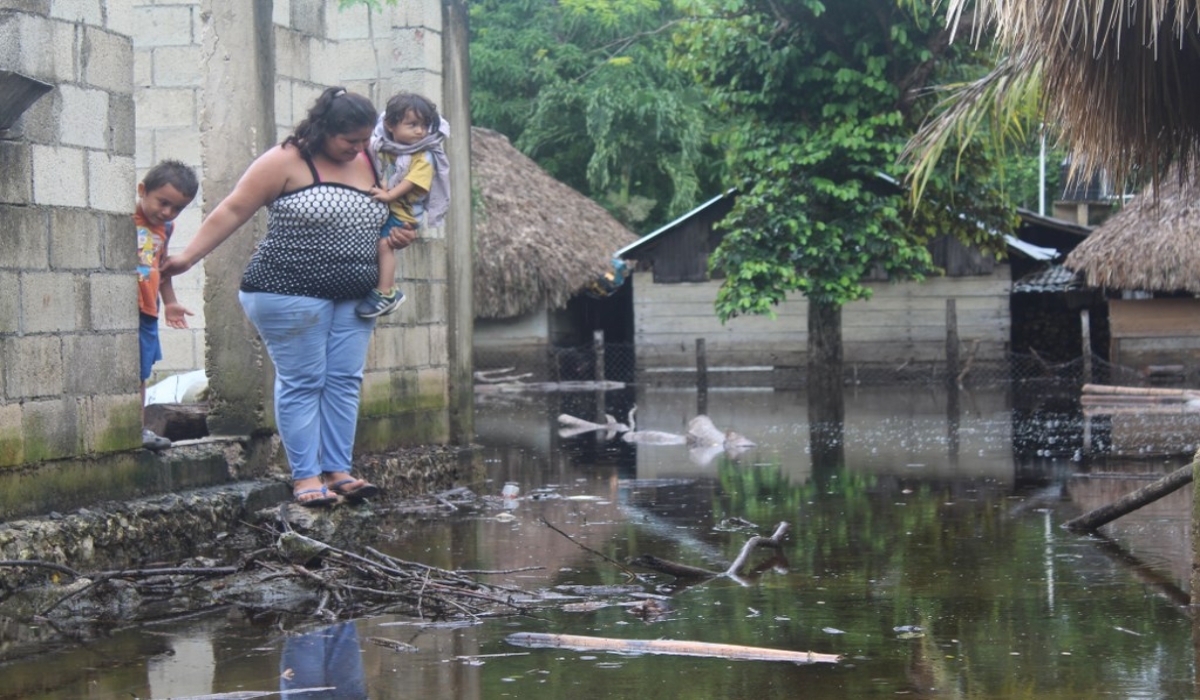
[807,299,845,483]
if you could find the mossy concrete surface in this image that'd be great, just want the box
[0,442,478,591]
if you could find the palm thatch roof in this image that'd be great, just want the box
[1065,174,1200,293]
[925,2,1200,187]
[471,126,637,319]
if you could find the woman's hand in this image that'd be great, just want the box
[159,254,195,278]
[387,224,419,250]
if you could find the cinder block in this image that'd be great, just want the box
[0,205,51,268]
[417,365,448,405]
[393,0,441,32]
[151,126,200,168]
[88,150,135,213]
[49,0,101,24]
[31,144,86,207]
[101,211,135,271]
[130,5,194,48]
[289,0,324,36]
[401,324,431,367]
[367,324,405,369]
[274,80,293,130]
[290,83,322,125]
[0,271,18,333]
[427,322,447,366]
[50,208,103,269]
[382,70,442,108]
[21,270,77,333]
[105,0,134,36]
[0,141,32,204]
[21,397,78,461]
[309,38,340,86]
[64,332,135,393]
[390,28,442,74]
[151,44,201,87]
[272,0,291,27]
[109,93,135,156]
[58,84,110,149]
[133,48,152,87]
[2,335,64,399]
[335,39,384,81]
[134,125,153,168]
[157,323,198,372]
[0,400,24,469]
[0,1,51,16]
[329,3,372,41]
[78,392,141,454]
[89,271,136,331]
[274,27,309,81]
[82,25,132,92]
[134,88,195,129]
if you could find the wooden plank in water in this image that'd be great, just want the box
[505,632,841,664]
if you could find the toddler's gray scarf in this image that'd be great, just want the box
[369,115,451,228]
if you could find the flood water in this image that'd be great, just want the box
[2,384,1197,699]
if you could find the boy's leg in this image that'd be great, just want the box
[377,237,396,293]
[139,313,171,450]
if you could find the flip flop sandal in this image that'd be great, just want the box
[294,486,337,508]
[326,478,380,501]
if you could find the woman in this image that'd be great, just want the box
[161,87,417,506]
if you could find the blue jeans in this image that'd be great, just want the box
[280,622,367,699]
[239,291,375,481]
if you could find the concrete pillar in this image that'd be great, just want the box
[198,0,276,435]
[442,0,474,445]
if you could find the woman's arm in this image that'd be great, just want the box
[160,146,295,276]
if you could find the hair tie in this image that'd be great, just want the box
[333,89,346,98]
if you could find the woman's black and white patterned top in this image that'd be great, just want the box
[240,182,389,300]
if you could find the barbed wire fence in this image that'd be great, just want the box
[474,340,1195,391]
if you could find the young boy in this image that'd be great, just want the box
[136,160,199,450]
[358,92,451,318]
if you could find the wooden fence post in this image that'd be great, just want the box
[1080,308,1093,385]
[945,299,960,388]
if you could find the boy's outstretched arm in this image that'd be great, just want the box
[159,277,194,329]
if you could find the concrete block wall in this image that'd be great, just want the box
[0,4,142,468]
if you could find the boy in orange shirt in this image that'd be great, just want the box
[136,160,199,450]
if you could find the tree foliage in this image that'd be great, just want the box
[673,0,1015,320]
[469,0,719,228]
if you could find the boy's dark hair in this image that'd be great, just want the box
[142,160,199,199]
[286,86,377,159]
[384,92,439,131]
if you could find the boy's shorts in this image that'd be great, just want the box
[139,312,163,382]
[380,214,417,238]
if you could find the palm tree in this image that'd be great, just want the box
[905,1,1200,192]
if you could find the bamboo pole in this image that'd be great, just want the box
[505,632,841,664]
[1082,384,1200,399]
[1064,461,1196,532]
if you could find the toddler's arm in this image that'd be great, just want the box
[159,277,194,329]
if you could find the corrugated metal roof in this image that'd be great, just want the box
[1012,264,1082,293]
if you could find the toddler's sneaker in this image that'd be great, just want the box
[355,288,405,318]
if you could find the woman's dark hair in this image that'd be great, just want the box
[285,87,377,159]
[383,92,439,131]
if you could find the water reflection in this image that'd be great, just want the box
[0,385,1195,699]
[280,622,367,699]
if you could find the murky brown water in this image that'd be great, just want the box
[1,385,1196,699]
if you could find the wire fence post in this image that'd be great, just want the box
[696,338,708,414]
[593,330,606,383]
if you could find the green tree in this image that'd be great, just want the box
[469,0,720,229]
[674,0,1012,384]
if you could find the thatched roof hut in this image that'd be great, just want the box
[932,1,1200,185]
[471,127,637,319]
[1065,174,1200,293]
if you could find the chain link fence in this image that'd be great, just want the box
[474,342,1199,390]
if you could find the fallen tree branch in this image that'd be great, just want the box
[1064,462,1195,532]
[540,517,644,581]
[628,522,791,581]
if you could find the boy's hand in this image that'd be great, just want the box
[163,302,194,329]
[370,185,400,203]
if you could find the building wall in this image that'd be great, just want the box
[0,5,143,465]
[634,268,1011,376]
[1108,298,1200,372]
[0,0,461,468]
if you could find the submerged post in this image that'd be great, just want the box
[1080,308,1093,385]
[593,330,606,383]
[945,299,959,388]
[696,338,708,415]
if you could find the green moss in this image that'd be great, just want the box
[93,401,142,453]
[0,435,23,469]
[356,408,450,451]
